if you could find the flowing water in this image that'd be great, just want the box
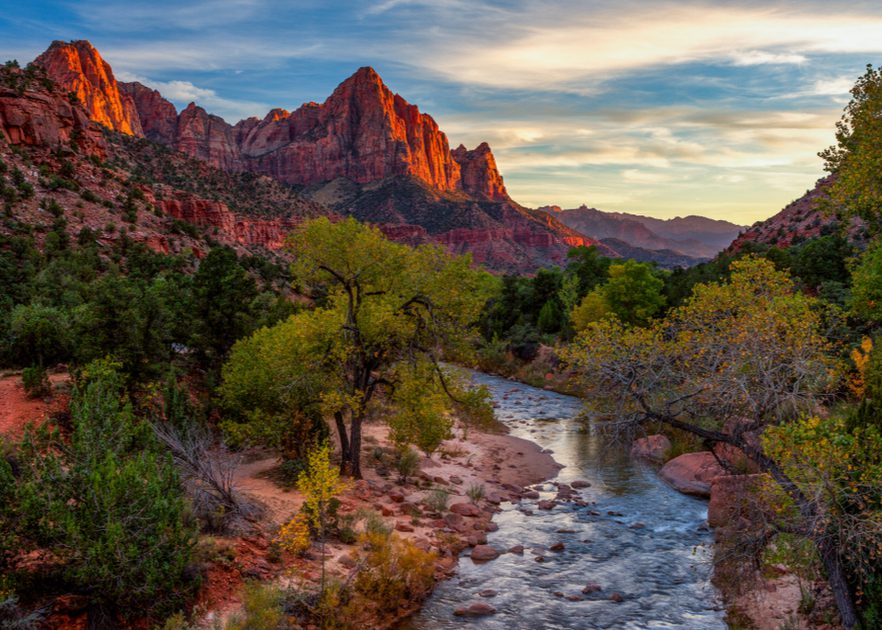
[401,370,727,630]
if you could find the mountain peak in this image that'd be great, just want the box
[35,39,142,136]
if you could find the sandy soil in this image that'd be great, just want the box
[199,421,562,626]
[0,371,70,440]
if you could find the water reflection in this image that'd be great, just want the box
[400,370,726,630]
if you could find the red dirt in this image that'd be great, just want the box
[0,372,70,440]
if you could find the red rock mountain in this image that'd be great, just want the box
[32,39,604,271]
[35,40,142,136]
[36,42,507,200]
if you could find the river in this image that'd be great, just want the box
[401,370,727,629]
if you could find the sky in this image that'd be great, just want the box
[2,1,881,224]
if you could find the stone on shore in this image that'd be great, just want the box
[449,502,482,517]
[659,451,727,497]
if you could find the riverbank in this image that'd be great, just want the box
[197,419,563,628]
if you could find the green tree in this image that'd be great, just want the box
[565,245,611,296]
[602,259,665,326]
[570,259,665,329]
[16,362,196,620]
[850,239,882,325]
[223,217,493,477]
[5,303,70,366]
[188,247,258,374]
[564,257,857,627]
[820,65,882,232]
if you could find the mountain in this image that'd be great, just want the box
[598,238,709,269]
[31,40,596,271]
[35,40,142,136]
[544,204,745,260]
[0,60,328,259]
[725,177,845,253]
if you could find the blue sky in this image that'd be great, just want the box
[2,1,882,224]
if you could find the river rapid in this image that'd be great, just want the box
[402,370,727,630]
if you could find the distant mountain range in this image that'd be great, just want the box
[1,39,746,272]
[541,205,746,263]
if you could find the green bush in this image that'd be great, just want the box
[21,365,49,398]
[395,447,420,483]
[17,363,197,619]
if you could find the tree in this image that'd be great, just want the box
[565,245,611,296]
[563,257,859,627]
[602,259,665,326]
[820,65,882,232]
[850,239,882,325]
[188,247,258,375]
[15,362,196,620]
[5,303,70,366]
[570,259,665,329]
[297,442,350,597]
[223,217,494,477]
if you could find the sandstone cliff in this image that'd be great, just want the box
[31,40,597,272]
[35,40,142,136]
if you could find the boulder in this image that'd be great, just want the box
[630,434,672,462]
[454,602,497,617]
[659,451,727,497]
[470,545,500,562]
[708,473,768,528]
[449,502,482,517]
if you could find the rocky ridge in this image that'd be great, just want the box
[30,40,603,271]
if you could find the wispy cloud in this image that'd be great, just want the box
[116,72,271,121]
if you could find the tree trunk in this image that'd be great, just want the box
[334,411,350,467]
[818,538,859,629]
[348,413,363,479]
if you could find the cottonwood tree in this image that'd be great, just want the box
[222,217,494,477]
[564,257,862,628]
[820,64,882,233]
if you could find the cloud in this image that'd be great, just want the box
[729,50,807,66]
[116,72,271,121]
[376,4,882,91]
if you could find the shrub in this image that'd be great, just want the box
[21,365,50,398]
[466,482,485,504]
[424,488,450,514]
[353,533,437,614]
[395,447,420,483]
[224,582,286,630]
[17,364,197,619]
[356,508,392,538]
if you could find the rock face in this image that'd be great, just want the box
[32,40,605,271]
[659,452,727,497]
[35,40,142,136]
[159,196,299,250]
[452,142,508,201]
[0,85,102,151]
[119,81,177,144]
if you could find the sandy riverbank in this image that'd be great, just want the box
[199,420,563,627]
